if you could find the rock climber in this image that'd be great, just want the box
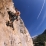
[6,8,21,30]
[8,8,20,21]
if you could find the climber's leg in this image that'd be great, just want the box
[6,21,10,26]
[6,21,14,30]
[16,16,18,21]
[9,21,14,30]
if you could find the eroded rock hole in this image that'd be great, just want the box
[4,42,7,46]
[20,29,26,34]
[6,21,14,30]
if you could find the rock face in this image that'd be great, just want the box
[0,0,33,46]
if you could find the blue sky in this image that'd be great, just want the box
[13,0,46,37]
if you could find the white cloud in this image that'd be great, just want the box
[37,0,45,19]
[37,11,46,30]
[32,35,38,38]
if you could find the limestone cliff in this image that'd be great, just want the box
[0,0,33,46]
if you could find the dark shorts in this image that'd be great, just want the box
[10,15,18,22]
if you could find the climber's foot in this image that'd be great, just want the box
[16,19,18,21]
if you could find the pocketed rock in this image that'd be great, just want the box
[0,0,34,46]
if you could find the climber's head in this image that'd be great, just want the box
[15,11,20,16]
[15,8,21,16]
